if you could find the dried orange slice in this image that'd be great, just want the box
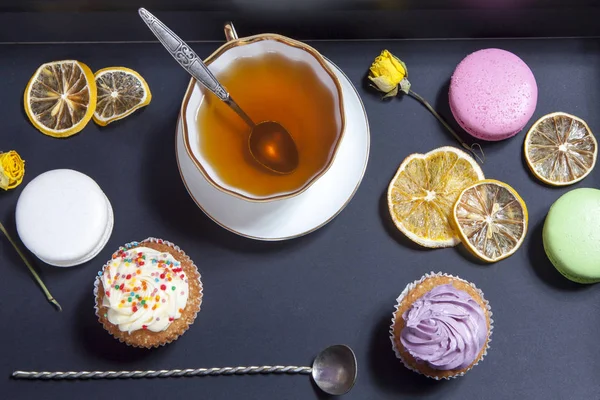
[24,60,97,138]
[93,67,151,126]
[452,179,528,262]
[387,146,484,248]
[524,112,597,186]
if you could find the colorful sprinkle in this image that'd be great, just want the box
[101,248,191,329]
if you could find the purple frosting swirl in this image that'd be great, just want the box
[400,284,487,371]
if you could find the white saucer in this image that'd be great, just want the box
[175,58,370,241]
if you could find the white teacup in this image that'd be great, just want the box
[180,29,345,202]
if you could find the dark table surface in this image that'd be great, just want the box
[2,33,600,400]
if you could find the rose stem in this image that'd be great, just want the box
[407,89,485,164]
[0,221,62,311]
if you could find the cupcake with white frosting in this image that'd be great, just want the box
[94,238,202,348]
[390,272,492,379]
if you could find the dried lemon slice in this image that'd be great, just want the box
[453,179,528,262]
[24,60,97,138]
[524,112,597,186]
[387,146,484,248]
[93,67,151,126]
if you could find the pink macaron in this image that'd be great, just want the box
[449,48,537,141]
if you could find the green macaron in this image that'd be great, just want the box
[543,188,600,283]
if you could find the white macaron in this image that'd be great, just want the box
[16,169,114,267]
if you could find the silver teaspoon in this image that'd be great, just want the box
[138,8,299,175]
[12,344,357,396]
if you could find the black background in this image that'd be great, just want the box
[2,1,600,41]
[2,4,600,400]
[1,0,599,11]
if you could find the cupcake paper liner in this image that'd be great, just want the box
[94,237,203,348]
[389,271,493,380]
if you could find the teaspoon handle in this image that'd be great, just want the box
[138,8,229,102]
[13,366,312,380]
[138,8,255,128]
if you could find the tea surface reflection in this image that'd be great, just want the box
[196,52,340,198]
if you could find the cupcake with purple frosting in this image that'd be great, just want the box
[390,272,492,379]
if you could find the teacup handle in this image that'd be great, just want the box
[224,22,239,42]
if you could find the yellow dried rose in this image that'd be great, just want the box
[368,50,411,97]
[0,150,25,190]
[367,50,484,163]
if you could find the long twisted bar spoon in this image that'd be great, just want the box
[13,345,357,396]
[13,366,312,379]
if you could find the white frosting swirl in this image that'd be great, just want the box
[100,247,189,333]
